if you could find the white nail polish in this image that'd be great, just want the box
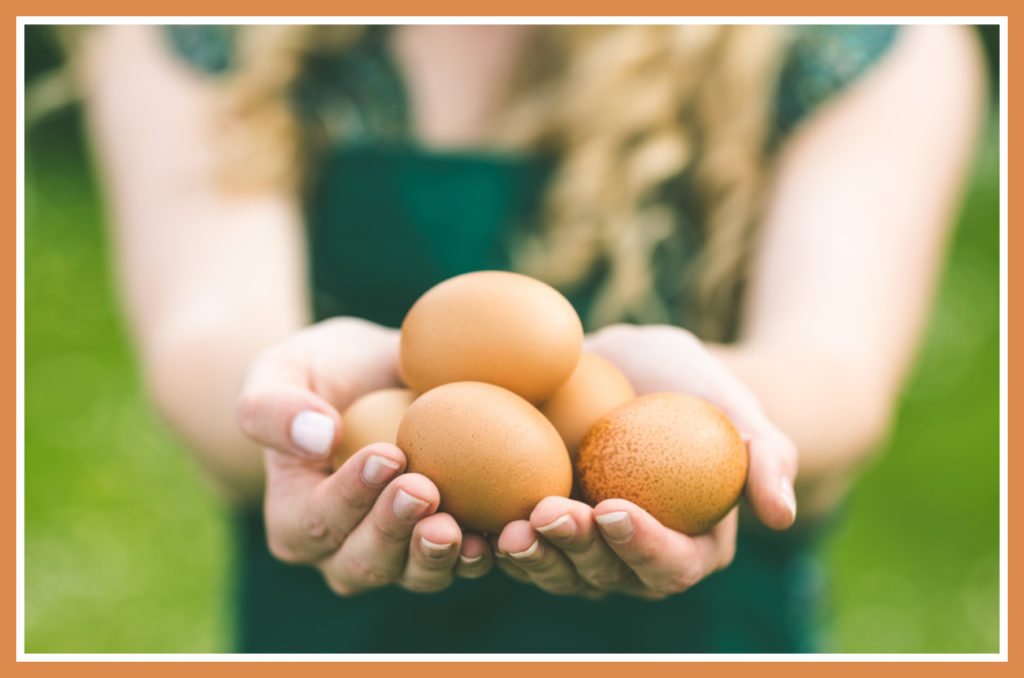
[595,511,629,526]
[509,540,540,559]
[420,537,452,553]
[595,511,634,542]
[393,489,429,520]
[362,454,400,486]
[780,477,797,520]
[536,514,572,535]
[459,554,482,565]
[290,410,334,456]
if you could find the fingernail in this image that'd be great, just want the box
[291,410,334,456]
[420,537,453,556]
[509,540,541,560]
[362,454,400,486]
[459,553,483,565]
[536,514,576,540]
[596,511,634,543]
[393,489,429,520]
[780,477,797,521]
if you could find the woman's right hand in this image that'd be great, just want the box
[237,317,494,595]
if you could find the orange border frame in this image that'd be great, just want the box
[10,2,1015,676]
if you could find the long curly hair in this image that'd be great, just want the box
[218,25,789,340]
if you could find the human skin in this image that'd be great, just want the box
[80,24,984,597]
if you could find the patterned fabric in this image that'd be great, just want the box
[774,25,899,137]
[164,24,899,143]
[164,25,236,75]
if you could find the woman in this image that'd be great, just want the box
[76,24,983,652]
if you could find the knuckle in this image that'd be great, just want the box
[301,511,330,541]
[323,575,358,597]
[266,536,302,565]
[626,544,659,571]
[402,575,453,594]
[663,561,706,594]
[587,565,628,590]
[345,559,397,588]
[342,492,374,519]
[375,518,413,547]
[236,388,263,438]
[538,578,587,596]
[718,544,737,571]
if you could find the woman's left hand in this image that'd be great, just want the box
[492,323,798,600]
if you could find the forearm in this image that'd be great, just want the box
[144,317,300,502]
[709,343,895,517]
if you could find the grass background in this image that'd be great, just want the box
[23,28,1000,654]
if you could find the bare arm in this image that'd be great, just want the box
[712,25,987,516]
[78,26,309,500]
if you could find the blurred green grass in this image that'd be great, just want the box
[24,105,999,653]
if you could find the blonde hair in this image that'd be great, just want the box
[219,25,789,340]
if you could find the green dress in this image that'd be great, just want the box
[167,25,898,653]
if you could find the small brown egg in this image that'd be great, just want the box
[541,353,636,459]
[331,388,417,471]
[576,393,748,535]
[399,271,583,403]
[396,381,572,533]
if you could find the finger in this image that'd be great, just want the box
[685,352,798,531]
[530,497,641,593]
[399,513,462,594]
[744,430,799,530]
[489,536,532,584]
[496,521,593,596]
[263,442,406,563]
[239,348,343,461]
[325,473,439,594]
[455,532,493,579]
[593,499,736,596]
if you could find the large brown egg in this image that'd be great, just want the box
[396,381,572,533]
[399,271,583,403]
[576,393,748,535]
[540,353,636,459]
[331,388,417,471]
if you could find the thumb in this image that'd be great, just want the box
[743,428,798,530]
[238,358,343,463]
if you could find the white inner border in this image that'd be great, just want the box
[15,14,1009,663]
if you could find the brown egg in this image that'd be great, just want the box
[399,271,583,403]
[541,353,636,459]
[576,393,748,535]
[330,388,417,471]
[396,381,572,533]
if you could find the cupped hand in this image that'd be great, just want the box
[493,323,797,599]
[237,317,493,595]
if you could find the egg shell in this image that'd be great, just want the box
[540,353,636,459]
[396,381,572,533]
[576,393,748,535]
[330,388,418,471]
[399,271,583,403]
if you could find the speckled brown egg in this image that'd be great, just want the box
[399,271,583,403]
[396,381,572,533]
[576,393,748,535]
[540,353,636,459]
[331,388,418,471]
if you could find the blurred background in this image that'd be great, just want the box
[23,25,1000,653]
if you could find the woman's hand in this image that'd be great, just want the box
[492,323,797,600]
[237,317,494,595]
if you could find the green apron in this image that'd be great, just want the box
[165,24,898,652]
